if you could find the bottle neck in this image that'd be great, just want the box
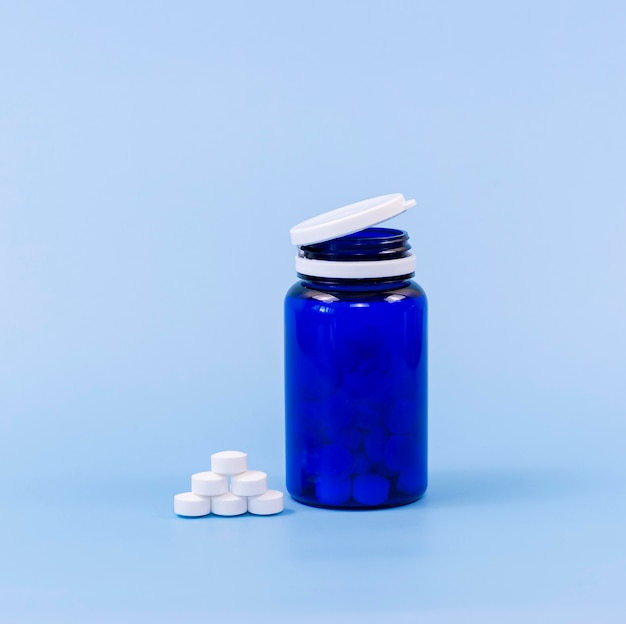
[295,227,415,282]
[300,276,412,293]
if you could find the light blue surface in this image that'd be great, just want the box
[1,1,625,622]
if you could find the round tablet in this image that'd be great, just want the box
[230,470,268,497]
[248,490,284,515]
[210,450,248,475]
[384,399,415,435]
[318,444,352,480]
[315,477,351,506]
[352,473,390,506]
[174,492,211,517]
[191,471,228,497]
[364,426,387,463]
[211,492,247,516]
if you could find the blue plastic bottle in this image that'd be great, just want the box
[285,194,427,509]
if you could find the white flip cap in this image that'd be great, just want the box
[248,490,284,516]
[211,450,248,475]
[230,470,268,497]
[290,193,416,246]
[191,471,228,497]
[174,492,211,517]
[211,492,247,516]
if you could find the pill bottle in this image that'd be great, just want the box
[285,194,427,509]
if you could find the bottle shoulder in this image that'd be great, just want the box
[285,280,427,304]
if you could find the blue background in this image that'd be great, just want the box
[1,1,625,622]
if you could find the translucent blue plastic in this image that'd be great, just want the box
[285,228,427,509]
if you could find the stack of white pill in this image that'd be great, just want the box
[174,450,284,517]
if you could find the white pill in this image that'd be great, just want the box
[230,470,268,497]
[191,471,228,497]
[211,450,248,475]
[174,492,211,517]
[247,490,284,516]
[211,491,247,516]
